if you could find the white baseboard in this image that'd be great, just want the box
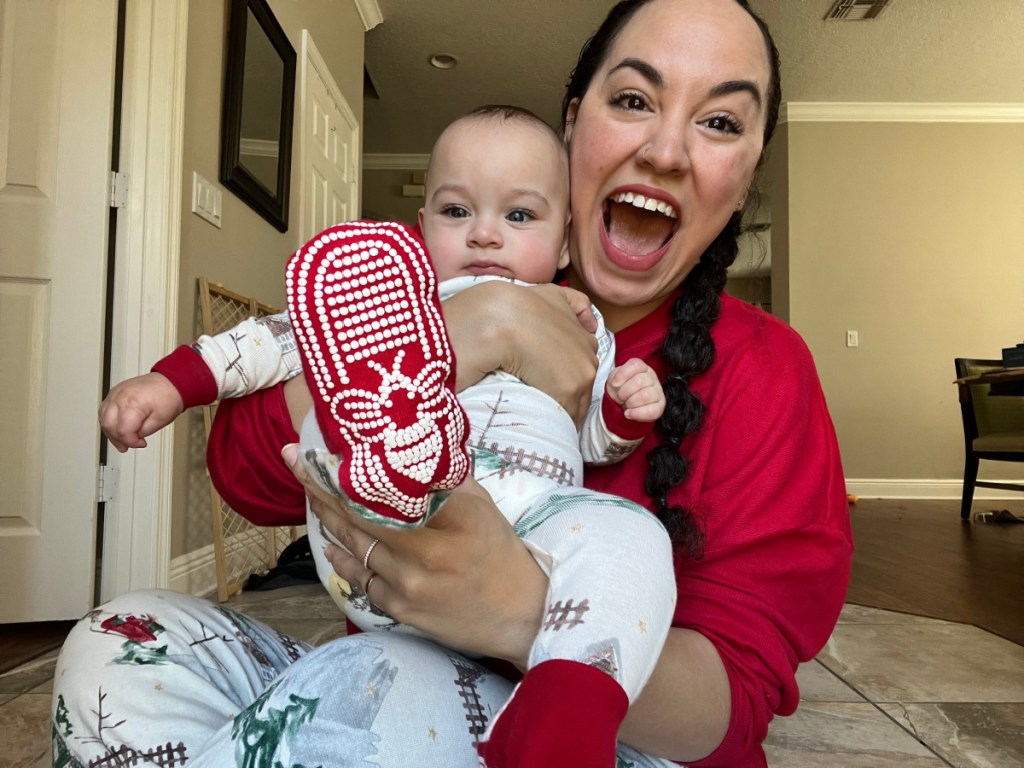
[845,479,1024,499]
[169,526,307,597]
[169,542,218,597]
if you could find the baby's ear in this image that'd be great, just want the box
[417,207,426,230]
[557,213,572,270]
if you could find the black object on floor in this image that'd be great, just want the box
[245,535,319,591]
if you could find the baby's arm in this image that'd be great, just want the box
[192,312,301,399]
[578,320,664,464]
[99,312,301,452]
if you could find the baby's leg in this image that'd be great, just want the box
[478,487,677,767]
[286,221,469,527]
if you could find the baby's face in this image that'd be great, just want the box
[418,118,570,284]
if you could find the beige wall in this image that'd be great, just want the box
[362,168,424,224]
[363,118,1024,495]
[766,123,790,322]
[778,120,1024,488]
[171,0,366,558]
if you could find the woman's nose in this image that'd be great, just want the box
[638,122,691,175]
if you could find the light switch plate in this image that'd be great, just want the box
[192,171,222,228]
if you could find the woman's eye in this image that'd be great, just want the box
[441,205,469,218]
[612,91,648,112]
[704,114,743,135]
[506,209,534,223]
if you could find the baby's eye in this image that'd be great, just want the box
[506,209,534,224]
[440,204,470,218]
[703,114,743,135]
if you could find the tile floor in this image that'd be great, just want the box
[3,585,1022,767]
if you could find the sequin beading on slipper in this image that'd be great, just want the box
[286,221,469,525]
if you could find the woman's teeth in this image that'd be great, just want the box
[610,192,678,219]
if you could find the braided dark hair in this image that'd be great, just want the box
[562,0,782,557]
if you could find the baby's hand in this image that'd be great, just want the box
[606,357,665,423]
[98,372,184,453]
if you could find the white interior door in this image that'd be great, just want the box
[0,0,117,622]
[299,30,360,242]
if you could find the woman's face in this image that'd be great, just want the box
[564,0,771,330]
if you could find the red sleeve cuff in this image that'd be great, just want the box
[682,660,764,767]
[600,393,654,441]
[151,344,218,409]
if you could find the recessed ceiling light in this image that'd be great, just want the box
[428,53,458,70]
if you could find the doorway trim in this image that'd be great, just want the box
[100,0,188,602]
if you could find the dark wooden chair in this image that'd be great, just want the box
[954,358,1024,520]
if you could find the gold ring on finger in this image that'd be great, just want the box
[362,538,380,570]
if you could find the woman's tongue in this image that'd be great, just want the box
[605,201,674,261]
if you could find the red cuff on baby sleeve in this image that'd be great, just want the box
[600,393,654,442]
[151,345,218,409]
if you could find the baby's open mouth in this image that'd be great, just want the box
[604,192,679,256]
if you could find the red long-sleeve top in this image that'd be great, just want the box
[585,293,852,766]
[155,291,852,767]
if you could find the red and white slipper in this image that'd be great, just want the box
[286,221,469,525]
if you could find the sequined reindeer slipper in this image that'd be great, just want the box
[286,221,469,526]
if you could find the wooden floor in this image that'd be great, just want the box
[1,497,1021,675]
[847,497,1024,648]
[0,621,74,675]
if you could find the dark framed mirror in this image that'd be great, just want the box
[220,0,296,232]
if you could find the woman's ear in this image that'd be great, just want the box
[563,98,580,144]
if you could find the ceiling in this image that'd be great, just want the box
[362,0,1024,157]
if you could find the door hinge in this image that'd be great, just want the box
[97,464,119,503]
[109,171,129,208]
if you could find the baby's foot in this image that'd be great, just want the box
[286,221,469,526]
[477,659,627,768]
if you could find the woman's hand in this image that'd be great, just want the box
[283,444,548,667]
[442,281,599,427]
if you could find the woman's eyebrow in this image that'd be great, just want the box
[708,80,763,111]
[609,57,663,88]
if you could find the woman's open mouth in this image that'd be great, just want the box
[601,191,679,270]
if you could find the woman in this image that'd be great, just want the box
[53,1,851,766]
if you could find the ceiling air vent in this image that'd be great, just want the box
[825,0,890,20]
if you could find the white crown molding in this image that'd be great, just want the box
[781,102,1024,124]
[352,0,383,31]
[363,153,431,170]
